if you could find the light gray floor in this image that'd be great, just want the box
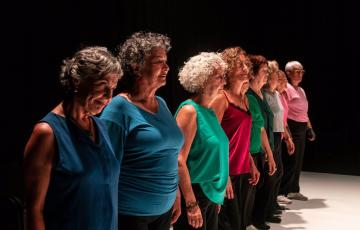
[269,171,360,230]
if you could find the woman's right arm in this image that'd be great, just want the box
[176,105,203,228]
[24,123,56,230]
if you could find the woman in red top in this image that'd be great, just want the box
[210,47,260,230]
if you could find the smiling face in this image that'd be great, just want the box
[203,64,226,97]
[137,47,169,90]
[77,73,119,115]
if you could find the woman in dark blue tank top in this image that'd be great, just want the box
[23,46,123,230]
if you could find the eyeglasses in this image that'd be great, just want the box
[291,69,305,74]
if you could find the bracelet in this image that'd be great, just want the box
[186,201,199,211]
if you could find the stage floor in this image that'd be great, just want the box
[269,171,360,230]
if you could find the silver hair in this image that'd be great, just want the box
[59,46,122,93]
[118,31,171,75]
[285,61,303,71]
[178,52,227,93]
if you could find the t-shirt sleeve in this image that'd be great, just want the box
[248,95,264,126]
[101,119,126,162]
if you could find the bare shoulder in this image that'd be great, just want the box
[32,122,54,138]
[24,122,55,157]
[178,104,196,116]
[176,104,197,126]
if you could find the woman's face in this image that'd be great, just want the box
[268,72,279,90]
[204,64,226,96]
[276,76,288,92]
[254,63,269,87]
[229,54,251,89]
[78,73,119,115]
[231,54,251,80]
[138,47,169,89]
[287,64,304,85]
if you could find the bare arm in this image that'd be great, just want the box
[283,125,295,154]
[24,123,56,230]
[176,105,203,228]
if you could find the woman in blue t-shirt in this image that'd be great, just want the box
[100,31,184,230]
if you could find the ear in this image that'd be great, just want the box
[72,77,80,89]
[130,63,141,75]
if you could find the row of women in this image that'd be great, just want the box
[24,31,315,230]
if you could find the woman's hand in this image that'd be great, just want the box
[171,189,181,224]
[186,202,203,228]
[225,177,234,199]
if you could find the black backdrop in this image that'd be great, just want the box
[2,0,359,199]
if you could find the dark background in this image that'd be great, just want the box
[2,0,359,202]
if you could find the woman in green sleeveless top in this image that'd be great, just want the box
[173,52,229,230]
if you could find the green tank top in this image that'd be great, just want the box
[176,99,229,204]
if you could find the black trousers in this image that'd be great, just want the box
[218,173,252,230]
[280,119,307,194]
[245,153,264,226]
[251,152,277,224]
[268,132,284,216]
[118,208,172,230]
[173,184,218,230]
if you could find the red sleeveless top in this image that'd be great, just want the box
[221,93,252,175]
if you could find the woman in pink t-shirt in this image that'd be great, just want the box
[282,61,316,201]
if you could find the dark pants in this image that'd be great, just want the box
[218,173,252,230]
[268,132,284,216]
[118,208,172,230]
[246,153,264,226]
[251,152,277,225]
[174,184,218,230]
[280,119,307,194]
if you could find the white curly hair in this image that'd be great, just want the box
[178,52,227,93]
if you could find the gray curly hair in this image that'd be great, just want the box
[118,31,171,75]
[178,52,227,93]
[59,46,122,94]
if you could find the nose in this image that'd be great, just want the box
[163,62,169,72]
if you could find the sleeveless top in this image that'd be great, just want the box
[176,99,229,204]
[221,93,252,175]
[41,112,119,230]
[100,96,184,216]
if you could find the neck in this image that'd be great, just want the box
[193,93,215,108]
[229,81,245,96]
[61,100,90,121]
[250,84,262,95]
[129,83,158,103]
